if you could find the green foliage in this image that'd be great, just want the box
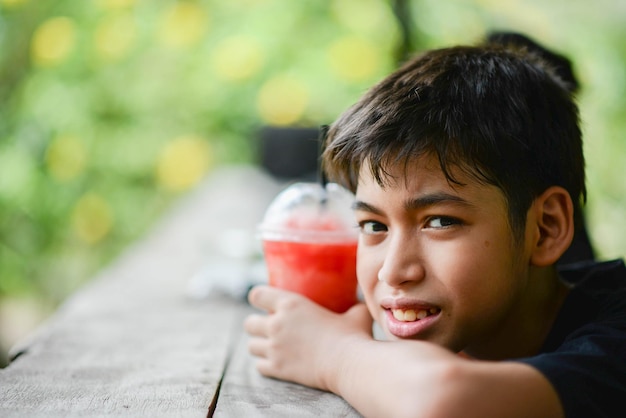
[0,0,625,312]
[0,0,400,307]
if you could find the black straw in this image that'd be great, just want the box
[318,124,329,188]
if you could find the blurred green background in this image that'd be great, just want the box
[1,0,625,364]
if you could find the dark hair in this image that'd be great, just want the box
[483,32,594,262]
[322,45,586,241]
[484,31,579,94]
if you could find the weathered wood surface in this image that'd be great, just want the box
[0,166,361,417]
[0,166,269,417]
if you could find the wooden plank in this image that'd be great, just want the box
[0,296,241,417]
[0,166,282,417]
[214,305,362,417]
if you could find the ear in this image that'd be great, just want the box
[529,186,575,267]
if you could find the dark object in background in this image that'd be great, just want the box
[258,126,321,181]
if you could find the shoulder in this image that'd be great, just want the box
[558,258,626,290]
[559,259,626,322]
[519,259,626,417]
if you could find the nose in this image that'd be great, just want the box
[377,233,425,286]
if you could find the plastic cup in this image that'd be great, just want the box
[258,182,358,313]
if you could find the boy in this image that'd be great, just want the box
[245,40,626,417]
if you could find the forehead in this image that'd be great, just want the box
[356,154,454,191]
[356,154,507,209]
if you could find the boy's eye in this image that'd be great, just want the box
[425,216,460,229]
[359,221,387,234]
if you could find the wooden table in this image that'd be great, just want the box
[0,166,361,417]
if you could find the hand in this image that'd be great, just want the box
[244,285,373,391]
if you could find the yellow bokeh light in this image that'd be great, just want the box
[159,1,208,49]
[72,193,114,244]
[156,135,212,192]
[94,13,137,62]
[212,35,264,82]
[256,76,309,126]
[328,35,379,82]
[30,17,77,67]
[45,134,88,182]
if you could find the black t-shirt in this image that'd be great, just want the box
[518,259,626,417]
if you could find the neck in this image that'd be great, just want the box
[463,265,570,360]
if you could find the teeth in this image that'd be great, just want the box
[392,309,405,321]
[391,308,437,322]
[404,309,417,321]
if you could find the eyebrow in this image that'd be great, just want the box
[352,192,474,214]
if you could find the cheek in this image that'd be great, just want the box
[357,245,379,295]
[430,239,495,289]
[443,241,518,316]
[357,247,384,322]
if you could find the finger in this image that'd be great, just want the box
[247,285,274,311]
[255,358,277,379]
[244,313,268,337]
[247,336,268,358]
[247,285,296,312]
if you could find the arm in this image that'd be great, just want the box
[332,339,564,418]
[245,286,563,418]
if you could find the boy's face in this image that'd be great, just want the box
[354,154,534,353]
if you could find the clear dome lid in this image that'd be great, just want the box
[258,182,358,243]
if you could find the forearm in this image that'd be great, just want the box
[245,288,562,417]
[326,337,563,418]
[326,337,453,418]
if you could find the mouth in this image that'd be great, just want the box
[390,307,440,322]
[383,304,442,339]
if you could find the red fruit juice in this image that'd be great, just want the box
[262,239,358,313]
